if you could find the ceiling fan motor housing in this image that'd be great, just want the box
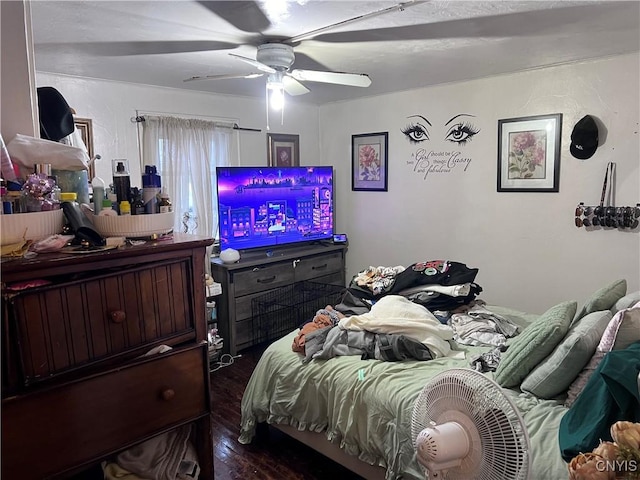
[257,43,295,71]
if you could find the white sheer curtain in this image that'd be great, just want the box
[140,115,231,249]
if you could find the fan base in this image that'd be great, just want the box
[257,43,295,70]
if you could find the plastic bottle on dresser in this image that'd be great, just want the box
[91,176,106,215]
[50,181,61,208]
[108,192,119,214]
[60,192,78,205]
[99,198,117,216]
[158,189,172,213]
[112,159,131,204]
[142,165,161,214]
[119,200,131,216]
[0,181,10,214]
[131,187,145,215]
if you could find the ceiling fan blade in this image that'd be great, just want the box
[197,1,271,33]
[184,72,263,83]
[229,53,276,73]
[282,75,310,96]
[290,69,371,88]
[289,52,330,73]
[289,0,426,43]
[308,4,624,43]
[41,40,238,57]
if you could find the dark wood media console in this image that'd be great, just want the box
[210,243,347,355]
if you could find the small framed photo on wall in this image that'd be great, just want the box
[497,113,562,192]
[74,117,95,179]
[267,133,300,167]
[352,132,388,192]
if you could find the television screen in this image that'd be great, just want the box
[216,166,334,251]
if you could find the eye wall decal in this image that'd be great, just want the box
[444,114,480,146]
[400,113,481,181]
[401,113,480,145]
[401,115,431,144]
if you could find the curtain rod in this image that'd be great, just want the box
[131,115,261,132]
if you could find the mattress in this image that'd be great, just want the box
[239,309,570,480]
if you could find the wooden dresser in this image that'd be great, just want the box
[1,234,214,479]
[211,243,346,355]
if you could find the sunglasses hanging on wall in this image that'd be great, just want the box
[574,162,640,229]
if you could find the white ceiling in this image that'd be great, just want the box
[30,0,640,106]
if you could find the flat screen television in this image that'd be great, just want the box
[216,166,334,251]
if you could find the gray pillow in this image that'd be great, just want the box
[495,301,576,388]
[573,279,626,323]
[521,310,612,399]
[612,305,640,350]
[611,291,640,315]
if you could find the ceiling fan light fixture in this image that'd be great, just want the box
[267,73,285,111]
[269,87,284,110]
[265,75,285,130]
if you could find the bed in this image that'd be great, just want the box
[239,277,640,480]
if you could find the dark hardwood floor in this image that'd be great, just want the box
[70,344,363,480]
[210,344,365,480]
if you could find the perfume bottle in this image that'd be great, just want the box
[112,159,131,204]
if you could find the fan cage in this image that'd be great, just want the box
[411,368,530,480]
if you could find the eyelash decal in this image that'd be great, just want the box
[401,123,430,143]
[445,122,480,146]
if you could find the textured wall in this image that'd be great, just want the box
[319,54,640,313]
[35,73,320,187]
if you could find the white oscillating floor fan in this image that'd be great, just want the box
[411,368,530,480]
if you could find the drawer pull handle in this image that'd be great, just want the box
[312,263,328,270]
[257,276,276,284]
[160,388,175,401]
[109,310,126,323]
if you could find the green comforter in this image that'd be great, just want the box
[240,327,569,480]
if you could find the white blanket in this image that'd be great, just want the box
[338,295,454,358]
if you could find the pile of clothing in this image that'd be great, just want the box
[292,260,519,364]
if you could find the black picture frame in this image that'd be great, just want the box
[267,133,300,167]
[351,132,388,192]
[497,113,562,192]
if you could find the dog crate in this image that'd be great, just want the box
[251,281,345,345]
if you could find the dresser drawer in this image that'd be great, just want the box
[1,344,208,480]
[294,252,344,282]
[232,262,294,296]
[7,258,196,385]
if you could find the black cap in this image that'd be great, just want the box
[570,115,599,160]
[37,87,75,142]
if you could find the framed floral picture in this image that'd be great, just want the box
[352,132,388,191]
[497,113,562,192]
[267,133,299,167]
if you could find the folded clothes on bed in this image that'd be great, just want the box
[302,325,434,363]
[450,301,520,347]
[338,295,455,358]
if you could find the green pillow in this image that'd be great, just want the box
[573,279,626,323]
[495,301,576,388]
[520,310,612,399]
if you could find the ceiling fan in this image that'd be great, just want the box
[185,42,371,96]
[182,0,428,97]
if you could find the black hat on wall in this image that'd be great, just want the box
[37,86,75,142]
[570,115,599,160]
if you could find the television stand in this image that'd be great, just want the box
[211,243,347,354]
